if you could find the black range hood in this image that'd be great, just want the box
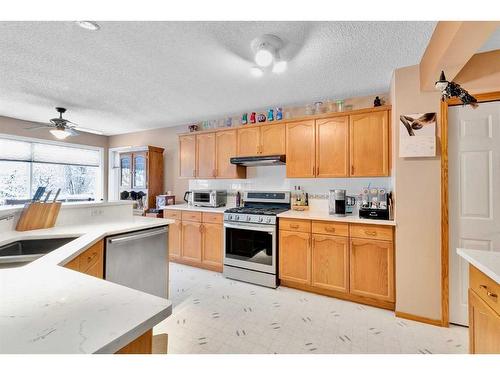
[230,154,286,167]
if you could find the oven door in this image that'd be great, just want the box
[224,222,276,274]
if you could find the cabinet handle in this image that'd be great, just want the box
[192,169,196,177]
[290,224,299,229]
[364,230,377,236]
[351,165,354,175]
[199,224,204,233]
[480,285,498,300]
[213,169,217,177]
[325,227,336,233]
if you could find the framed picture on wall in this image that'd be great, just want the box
[399,112,437,157]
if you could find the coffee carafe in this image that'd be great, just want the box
[329,189,346,216]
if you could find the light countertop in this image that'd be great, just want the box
[457,248,500,285]
[0,216,174,354]
[277,210,396,226]
[161,203,231,213]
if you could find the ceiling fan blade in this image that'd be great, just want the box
[65,119,80,126]
[65,127,80,136]
[25,123,51,130]
[73,126,104,135]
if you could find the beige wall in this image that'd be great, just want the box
[108,125,189,200]
[0,115,110,200]
[391,65,443,320]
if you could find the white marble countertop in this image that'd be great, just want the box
[277,210,396,226]
[161,203,231,213]
[0,216,174,354]
[457,248,500,285]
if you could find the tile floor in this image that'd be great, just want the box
[154,263,468,354]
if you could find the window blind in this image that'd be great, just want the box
[0,138,31,161]
[32,143,100,167]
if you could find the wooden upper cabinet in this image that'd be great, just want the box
[349,110,389,176]
[279,230,311,284]
[316,116,349,177]
[216,130,246,179]
[311,234,349,293]
[349,238,394,302]
[286,120,315,178]
[179,134,196,178]
[237,127,261,156]
[196,133,216,178]
[260,124,286,156]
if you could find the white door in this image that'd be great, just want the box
[449,101,500,325]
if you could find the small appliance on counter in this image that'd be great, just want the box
[328,189,356,216]
[184,190,227,207]
[291,186,309,211]
[156,194,175,208]
[358,188,392,220]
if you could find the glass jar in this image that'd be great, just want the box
[336,100,344,112]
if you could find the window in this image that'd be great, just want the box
[0,136,103,205]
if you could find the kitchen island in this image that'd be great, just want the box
[0,202,173,354]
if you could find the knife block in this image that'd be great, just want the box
[16,202,62,231]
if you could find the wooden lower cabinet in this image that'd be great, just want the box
[63,240,104,279]
[279,219,395,310]
[202,223,223,267]
[168,219,182,260]
[167,210,223,272]
[311,234,348,293]
[181,221,202,262]
[349,238,394,302]
[279,230,311,284]
[116,329,153,354]
[469,289,500,353]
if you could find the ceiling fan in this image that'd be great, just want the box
[26,107,103,139]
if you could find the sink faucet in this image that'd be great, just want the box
[0,213,15,221]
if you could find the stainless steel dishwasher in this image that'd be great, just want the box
[105,226,168,299]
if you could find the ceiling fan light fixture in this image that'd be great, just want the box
[254,44,275,67]
[250,66,264,78]
[272,60,288,74]
[50,128,70,140]
[76,21,101,31]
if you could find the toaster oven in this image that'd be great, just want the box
[192,190,227,207]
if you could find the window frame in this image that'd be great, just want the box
[0,133,104,203]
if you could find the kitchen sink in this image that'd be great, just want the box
[0,237,78,266]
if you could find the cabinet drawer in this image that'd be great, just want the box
[470,265,500,316]
[349,224,393,241]
[202,212,223,224]
[181,211,202,222]
[312,221,348,236]
[79,241,103,272]
[164,210,182,220]
[279,219,311,233]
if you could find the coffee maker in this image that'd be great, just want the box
[329,190,356,216]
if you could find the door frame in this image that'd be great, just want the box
[441,91,500,327]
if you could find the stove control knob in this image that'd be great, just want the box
[228,214,233,220]
[266,217,272,224]
[258,217,263,222]
[235,215,239,220]
[246,215,251,221]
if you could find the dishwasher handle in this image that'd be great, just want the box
[108,227,167,244]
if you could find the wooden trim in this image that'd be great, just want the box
[169,258,222,273]
[177,105,392,137]
[280,279,395,311]
[395,311,445,327]
[440,91,500,328]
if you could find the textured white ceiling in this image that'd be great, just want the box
[0,21,436,135]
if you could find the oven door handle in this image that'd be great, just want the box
[224,222,275,234]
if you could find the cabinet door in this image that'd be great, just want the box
[181,221,202,262]
[350,238,394,302]
[179,135,196,178]
[120,153,132,188]
[349,110,389,176]
[286,120,315,178]
[312,234,349,293]
[202,223,223,267]
[279,230,311,284]
[237,127,261,156]
[132,152,147,189]
[84,257,104,279]
[261,124,285,156]
[469,289,500,354]
[316,117,349,177]
[196,133,216,178]
[168,219,182,260]
[216,130,245,178]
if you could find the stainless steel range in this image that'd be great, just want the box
[223,191,290,288]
